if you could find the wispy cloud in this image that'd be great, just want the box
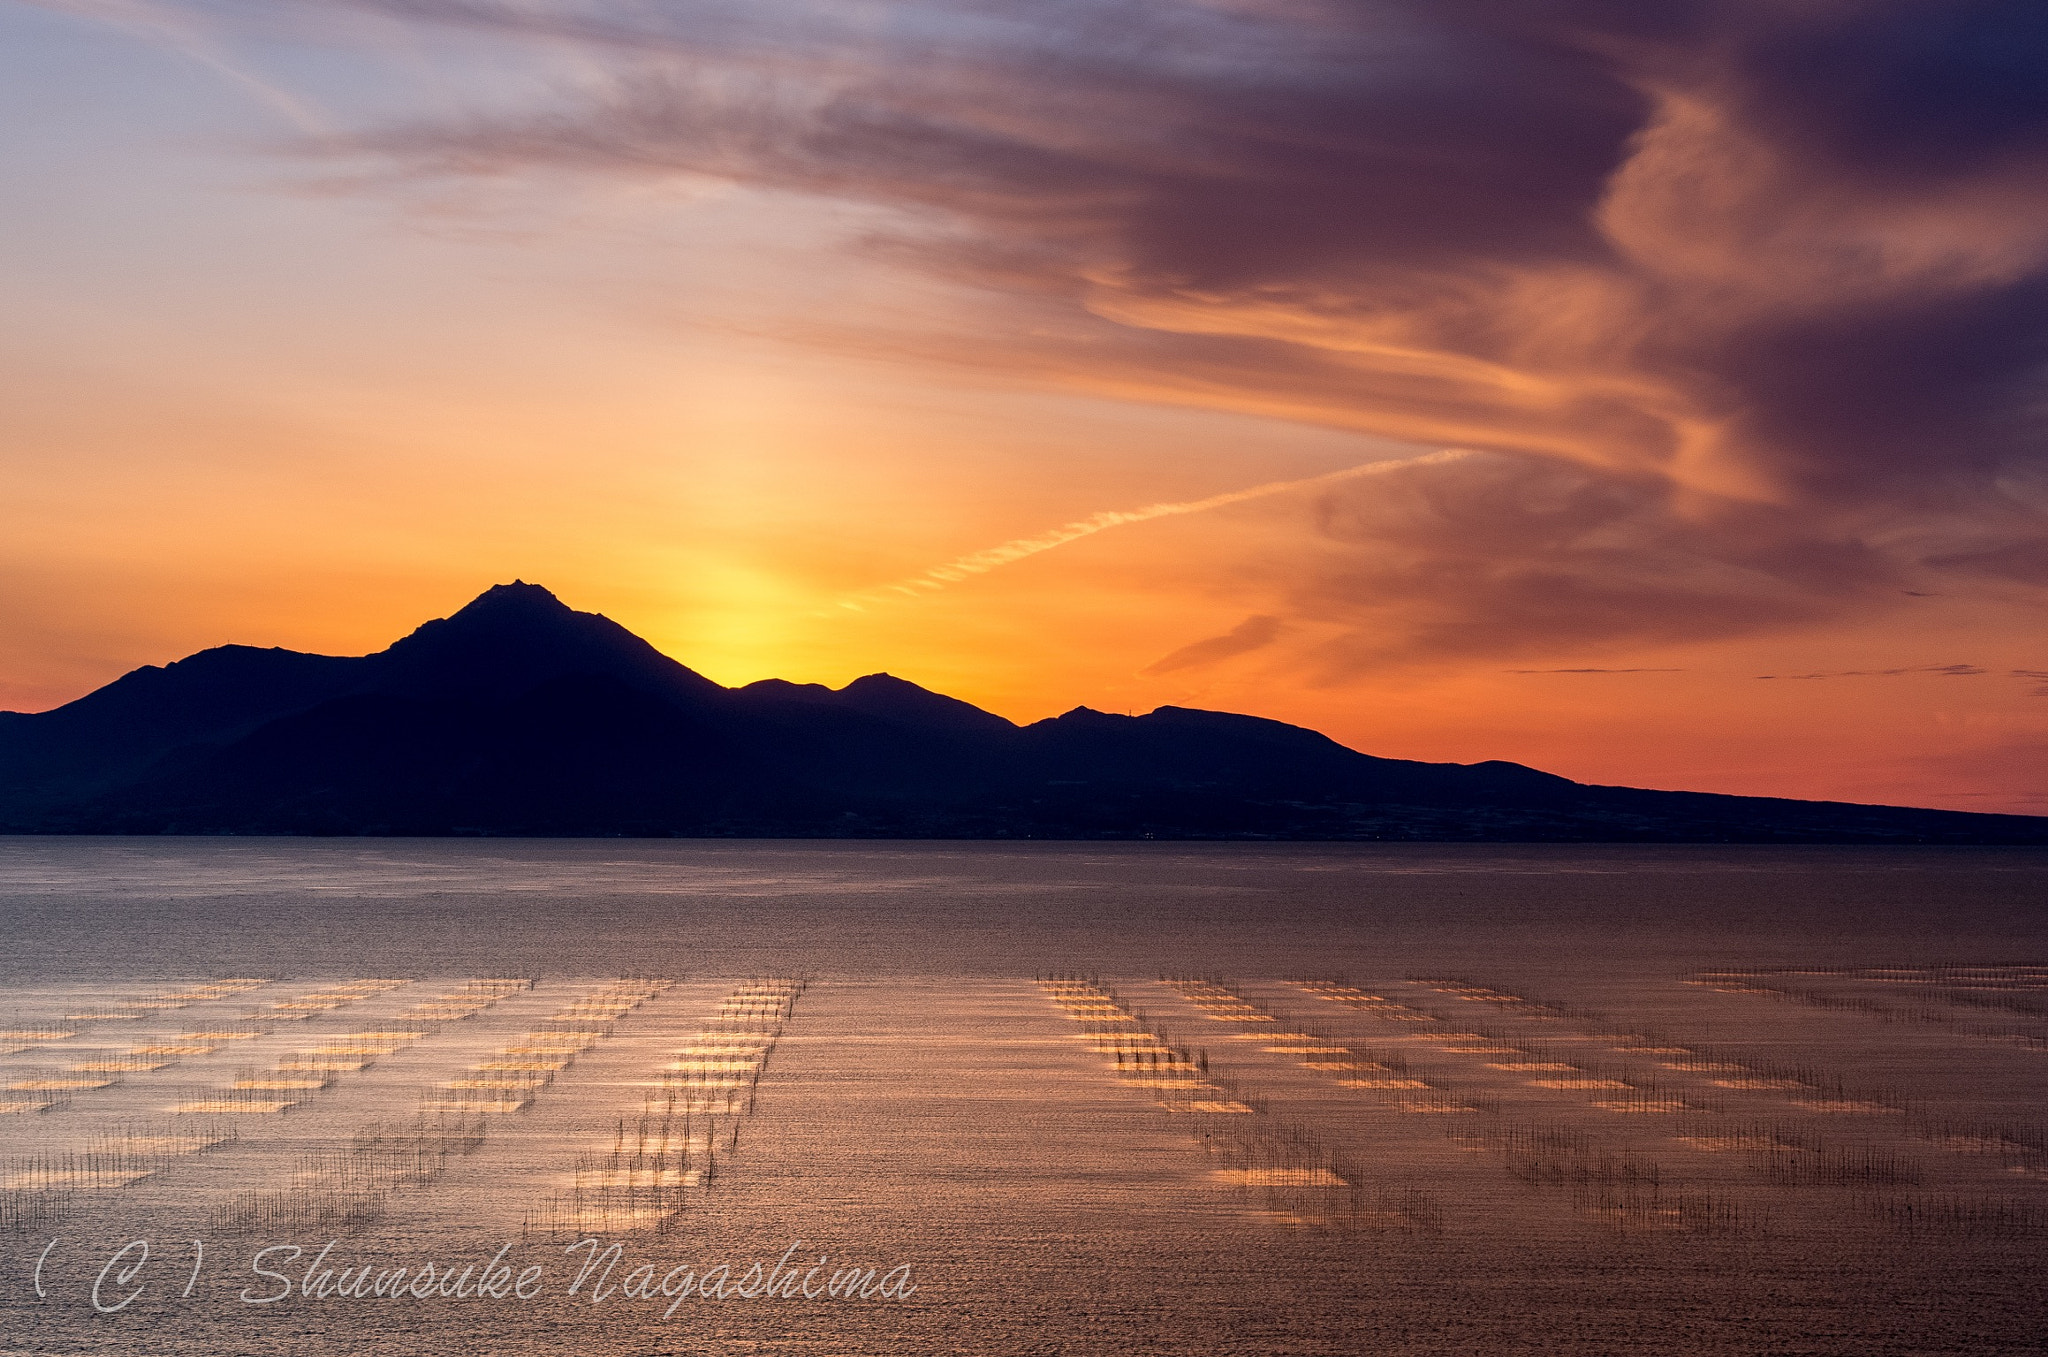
[839,448,1472,609]
[1508,668,1685,674]
[1756,664,1988,680]
[1142,614,1285,675]
[21,0,333,133]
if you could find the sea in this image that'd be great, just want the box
[0,838,2042,1354]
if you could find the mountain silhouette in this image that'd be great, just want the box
[1,583,2042,842]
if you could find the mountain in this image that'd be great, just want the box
[1,583,2043,842]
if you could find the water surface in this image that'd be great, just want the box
[0,840,2041,1355]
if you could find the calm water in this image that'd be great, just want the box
[0,838,2043,980]
[0,840,2042,1355]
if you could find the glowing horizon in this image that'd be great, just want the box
[1,0,2044,815]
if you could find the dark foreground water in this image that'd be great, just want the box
[0,839,2043,1355]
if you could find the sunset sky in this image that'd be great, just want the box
[2,0,2045,813]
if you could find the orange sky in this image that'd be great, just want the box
[1,0,2044,814]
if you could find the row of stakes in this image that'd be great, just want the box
[208,978,671,1235]
[523,978,808,1237]
[0,978,549,1234]
[1037,976,1437,1233]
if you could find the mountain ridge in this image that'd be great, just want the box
[2,583,2042,843]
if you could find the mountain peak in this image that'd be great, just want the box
[371,583,722,700]
[836,672,1016,735]
[462,580,565,609]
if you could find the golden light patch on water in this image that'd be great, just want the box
[1489,1062,1580,1071]
[664,1077,753,1089]
[9,1078,111,1090]
[1124,1077,1220,1089]
[0,1029,75,1040]
[112,1135,229,1154]
[1676,1135,1800,1152]
[570,1167,703,1190]
[1339,1078,1431,1089]
[1529,1078,1632,1090]
[0,1100,54,1114]
[426,1095,530,1112]
[175,1099,292,1113]
[309,1045,408,1057]
[1934,1133,2031,1153]
[475,1058,568,1071]
[446,1077,546,1090]
[1265,1045,1347,1053]
[1593,1098,1695,1113]
[1712,1078,1808,1090]
[1,1169,152,1190]
[1210,1167,1348,1187]
[318,1037,422,1054]
[182,1031,261,1040]
[69,1059,169,1073]
[1167,1100,1255,1113]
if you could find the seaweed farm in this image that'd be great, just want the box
[0,840,2043,1354]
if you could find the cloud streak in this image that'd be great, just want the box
[1142,614,1286,676]
[840,448,1472,608]
[1755,664,1988,680]
[22,0,333,133]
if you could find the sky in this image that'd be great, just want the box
[1,0,2045,814]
